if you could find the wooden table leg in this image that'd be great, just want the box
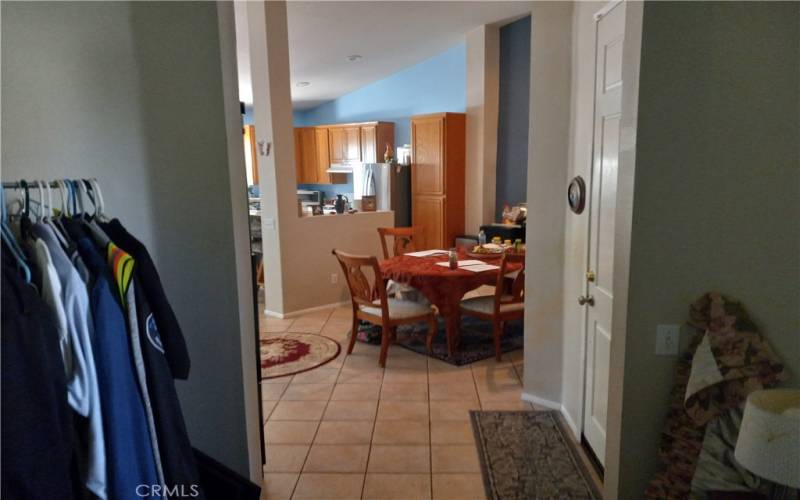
[444,311,460,356]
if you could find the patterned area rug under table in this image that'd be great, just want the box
[357,316,523,366]
[470,410,601,499]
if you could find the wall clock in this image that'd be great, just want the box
[567,176,586,214]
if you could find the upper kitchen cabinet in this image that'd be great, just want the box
[360,122,395,164]
[411,113,465,249]
[295,127,317,184]
[294,126,346,184]
[328,125,361,164]
[293,121,394,185]
[314,127,336,183]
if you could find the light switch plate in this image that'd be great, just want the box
[263,217,276,229]
[655,324,680,355]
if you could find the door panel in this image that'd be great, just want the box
[328,127,345,164]
[314,127,332,184]
[413,195,444,250]
[582,0,625,467]
[294,128,304,183]
[411,117,444,195]
[593,114,620,296]
[299,127,319,184]
[344,126,361,162]
[361,126,377,163]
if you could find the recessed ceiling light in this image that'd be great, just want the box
[296,81,310,87]
[346,54,363,62]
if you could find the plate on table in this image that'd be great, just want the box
[466,244,505,259]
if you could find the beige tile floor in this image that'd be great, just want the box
[258,298,533,500]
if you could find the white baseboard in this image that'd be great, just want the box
[521,392,582,440]
[264,301,349,319]
[521,391,561,411]
[559,406,581,439]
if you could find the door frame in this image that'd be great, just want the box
[215,0,263,484]
[577,0,625,470]
[524,1,644,498]
[577,2,645,496]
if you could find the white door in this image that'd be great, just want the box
[582,0,626,466]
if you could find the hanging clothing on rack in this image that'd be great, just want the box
[1,244,76,500]
[74,232,161,500]
[65,218,167,493]
[2,179,204,500]
[102,219,202,498]
[30,222,106,499]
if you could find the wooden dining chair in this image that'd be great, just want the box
[333,249,437,367]
[459,253,525,361]
[377,226,421,259]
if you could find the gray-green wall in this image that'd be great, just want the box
[619,2,800,496]
[2,1,252,475]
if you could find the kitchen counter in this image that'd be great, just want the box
[300,210,393,218]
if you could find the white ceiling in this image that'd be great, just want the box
[236,1,533,111]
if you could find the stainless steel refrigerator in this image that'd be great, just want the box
[355,163,411,227]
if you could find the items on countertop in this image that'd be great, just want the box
[645,292,788,499]
[1,179,204,500]
[501,202,527,224]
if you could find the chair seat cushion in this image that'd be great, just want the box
[460,295,524,315]
[359,298,433,319]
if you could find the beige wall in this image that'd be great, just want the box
[274,211,395,315]
[522,1,573,406]
[465,24,500,235]
[617,2,800,496]
[1,1,256,475]
[247,1,394,317]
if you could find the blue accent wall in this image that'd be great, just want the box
[295,42,466,145]
[495,16,531,220]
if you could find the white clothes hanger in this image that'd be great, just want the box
[55,180,69,217]
[91,179,107,221]
[34,180,45,223]
[41,179,68,247]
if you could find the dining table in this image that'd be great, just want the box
[379,250,521,355]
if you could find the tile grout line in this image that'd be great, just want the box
[278,309,340,499]
[360,361,384,500]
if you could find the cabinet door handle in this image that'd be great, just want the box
[578,295,595,306]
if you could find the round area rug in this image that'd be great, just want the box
[260,333,340,379]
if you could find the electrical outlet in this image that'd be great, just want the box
[330,273,338,285]
[655,324,680,355]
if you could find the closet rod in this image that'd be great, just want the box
[2,179,98,189]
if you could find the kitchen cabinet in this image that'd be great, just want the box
[413,194,445,250]
[315,128,338,183]
[294,127,346,184]
[360,126,376,163]
[294,121,394,185]
[328,126,361,164]
[359,122,395,164]
[296,127,318,184]
[411,112,465,249]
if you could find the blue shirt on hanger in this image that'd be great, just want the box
[76,237,161,500]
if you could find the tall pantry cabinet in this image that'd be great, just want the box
[411,112,466,249]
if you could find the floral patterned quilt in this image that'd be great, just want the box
[645,292,788,499]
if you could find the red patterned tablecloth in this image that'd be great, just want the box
[379,251,520,353]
